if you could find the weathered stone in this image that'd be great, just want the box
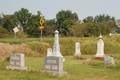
[6,53,27,70]
[86,59,91,62]
[47,48,52,56]
[104,56,115,65]
[73,42,82,59]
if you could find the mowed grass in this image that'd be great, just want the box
[0,54,120,80]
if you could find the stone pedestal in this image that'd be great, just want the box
[94,57,104,60]
[73,42,82,59]
[41,30,67,76]
[95,34,105,60]
[6,53,27,70]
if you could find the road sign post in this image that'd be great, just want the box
[41,29,42,42]
[39,17,44,42]
[13,27,19,38]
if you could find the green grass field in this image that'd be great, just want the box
[0,54,120,80]
[0,36,120,80]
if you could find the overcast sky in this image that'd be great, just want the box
[0,0,120,20]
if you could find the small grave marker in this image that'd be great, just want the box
[104,56,115,65]
[73,42,82,59]
[47,48,52,56]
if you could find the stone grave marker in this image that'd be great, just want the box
[6,53,27,70]
[104,56,115,65]
[40,30,67,76]
[47,48,52,56]
[73,42,82,59]
[95,33,105,60]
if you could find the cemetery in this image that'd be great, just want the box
[0,0,120,79]
[0,30,120,80]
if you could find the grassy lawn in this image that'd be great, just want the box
[0,36,120,79]
[0,54,120,80]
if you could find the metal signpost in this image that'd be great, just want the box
[13,27,19,38]
[39,17,44,42]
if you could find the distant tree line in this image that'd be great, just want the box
[0,7,119,38]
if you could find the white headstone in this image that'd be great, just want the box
[74,42,81,56]
[41,30,67,76]
[50,30,63,57]
[104,56,115,65]
[6,53,27,70]
[47,48,52,56]
[95,34,105,57]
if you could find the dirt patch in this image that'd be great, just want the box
[0,43,34,59]
[0,41,50,59]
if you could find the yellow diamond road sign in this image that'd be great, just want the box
[39,17,44,26]
[39,26,44,29]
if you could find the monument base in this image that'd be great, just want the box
[94,57,104,60]
[6,65,27,70]
[73,54,82,59]
[40,70,67,76]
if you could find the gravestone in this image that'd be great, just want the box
[73,42,82,59]
[6,53,27,70]
[104,56,115,65]
[47,48,52,56]
[95,33,105,60]
[40,30,67,76]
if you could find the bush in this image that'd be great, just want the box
[0,27,11,38]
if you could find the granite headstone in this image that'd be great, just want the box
[40,30,67,76]
[6,53,27,70]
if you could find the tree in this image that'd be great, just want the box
[26,11,43,37]
[0,27,10,38]
[83,16,93,23]
[67,22,88,37]
[45,19,56,27]
[56,10,79,35]
[14,8,32,32]
[94,14,115,23]
[43,25,55,37]
[0,14,3,27]
[2,14,18,33]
